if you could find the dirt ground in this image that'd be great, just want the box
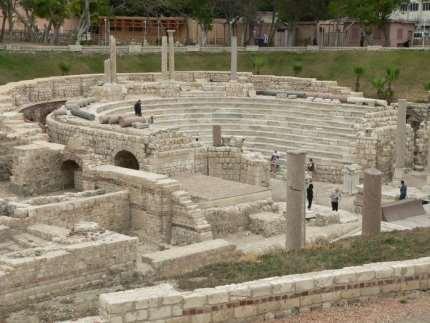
[260,291,430,323]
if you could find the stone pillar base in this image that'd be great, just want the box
[91,83,127,102]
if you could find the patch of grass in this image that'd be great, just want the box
[0,50,430,101]
[177,228,430,290]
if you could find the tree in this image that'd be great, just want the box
[372,77,386,99]
[215,0,241,43]
[32,0,73,43]
[353,66,365,92]
[329,0,408,46]
[13,0,39,41]
[71,0,109,44]
[384,66,400,104]
[277,0,330,47]
[293,62,303,76]
[189,0,216,46]
[424,82,430,102]
[0,0,16,42]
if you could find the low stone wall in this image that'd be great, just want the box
[0,190,130,233]
[10,141,72,196]
[207,147,270,187]
[0,228,137,316]
[97,256,430,323]
[203,200,276,237]
[89,165,212,246]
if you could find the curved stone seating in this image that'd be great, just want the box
[92,96,374,181]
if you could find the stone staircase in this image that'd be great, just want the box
[102,97,373,165]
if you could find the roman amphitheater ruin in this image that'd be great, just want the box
[0,34,430,323]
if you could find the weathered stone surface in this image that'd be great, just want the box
[362,168,382,237]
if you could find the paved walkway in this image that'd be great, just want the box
[258,291,430,323]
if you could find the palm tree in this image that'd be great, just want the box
[385,67,400,104]
[353,66,365,92]
[292,62,303,76]
[372,77,386,99]
[424,82,430,102]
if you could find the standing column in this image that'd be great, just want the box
[212,125,222,147]
[393,99,407,182]
[109,35,117,83]
[286,151,306,251]
[230,36,238,81]
[161,35,168,78]
[167,30,176,80]
[104,59,111,83]
[362,168,382,237]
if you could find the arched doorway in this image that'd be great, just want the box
[61,160,81,189]
[114,150,139,170]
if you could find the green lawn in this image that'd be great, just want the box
[176,228,430,290]
[0,50,429,101]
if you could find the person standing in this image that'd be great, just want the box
[271,150,280,174]
[330,188,341,212]
[307,183,314,210]
[400,180,407,200]
[134,99,142,117]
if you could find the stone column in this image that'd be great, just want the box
[161,35,168,78]
[286,151,306,251]
[393,99,407,182]
[230,36,238,81]
[104,59,111,83]
[167,30,176,80]
[342,164,361,195]
[362,168,382,237]
[109,35,117,83]
[212,125,222,147]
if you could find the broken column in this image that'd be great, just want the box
[167,30,175,80]
[161,35,168,79]
[362,168,382,237]
[342,164,361,195]
[230,36,238,81]
[109,35,117,83]
[393,99,407,183]
[286,151,306,251]
[212,125,222,147]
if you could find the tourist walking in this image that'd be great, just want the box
[400,180,407,200]
[306,158,315,173]
[134,99,142,116]
[307,183,314,210]
[271,150,280,174]
[330,188,341,212]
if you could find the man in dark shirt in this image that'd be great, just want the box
[400,180,407,200]
[134,100,142,116]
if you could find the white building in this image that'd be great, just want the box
[391,1,430,37]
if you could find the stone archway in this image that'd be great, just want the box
[61,160,81,189]
[114,150,139,170]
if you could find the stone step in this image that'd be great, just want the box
[11,233,49,248]
[136,110,364,127]
[121,96,376,113]
[141,239,240,279]
[180,125,356,140]
[111,102,371,119]
[164,122,355,139]
[26,224,70,241]
[150,116,358,134]
[198,190,272,209]
[180,91,226,97]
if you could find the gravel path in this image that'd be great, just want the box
[260,291,430,323]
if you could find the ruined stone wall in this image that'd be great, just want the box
[0,229,137,316]
[96,256,430,323]
[9,141,71,196]
[0,191,130,233]
[89,165,212,245]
